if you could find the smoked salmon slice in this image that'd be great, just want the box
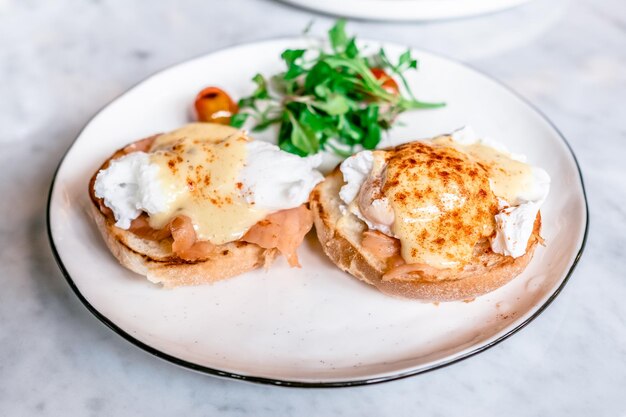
[128,206,313,265]
[361,230,400,260]
[242,205,313,267]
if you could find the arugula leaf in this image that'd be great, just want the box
[282,49,306,66]
[251,73,269,99]
[328,19,348,52]
[311,94,351,116]
[237,96,256,110]
[279,139,307,156]
[339,114,364,144]
[288,111,319,154]
[229,112,249,128]
[305,61,332,92]
[397,50,418,71]
[363,124,381,149]
[281,49,306,80]
[345,38,359,59]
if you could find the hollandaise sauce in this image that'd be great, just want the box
[380,134,537,269]
[147,123,268,244]
[433,136,533,205]
[383,140,498,269]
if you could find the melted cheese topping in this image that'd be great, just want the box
[146,123,268,244]
[382,140,499,268]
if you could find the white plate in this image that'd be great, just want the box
[279,0,533,21]
[48,38,587,387]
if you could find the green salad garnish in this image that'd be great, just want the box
[230,20,444,156]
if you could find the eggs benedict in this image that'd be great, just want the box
[310,127,550,301]
[90,123,323,287]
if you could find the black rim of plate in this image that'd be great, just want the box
[46,38,589,388]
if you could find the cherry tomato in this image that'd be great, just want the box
[194,86,238,125]
[370,68,400,95]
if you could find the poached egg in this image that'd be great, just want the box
[94,123,323,244]
[339,127,550,268]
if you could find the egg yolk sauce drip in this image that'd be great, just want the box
[382,140,499,269]
[148,127,268,244]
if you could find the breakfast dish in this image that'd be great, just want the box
[87,20,445,289]
[88,22,551,298]
[89,123,322,287]
[47,38,587,386]
[311,127,550,301]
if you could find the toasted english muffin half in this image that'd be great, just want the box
[310,169,542,302]
[88,202,277,288]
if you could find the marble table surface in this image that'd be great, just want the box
[2,0,625,415]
